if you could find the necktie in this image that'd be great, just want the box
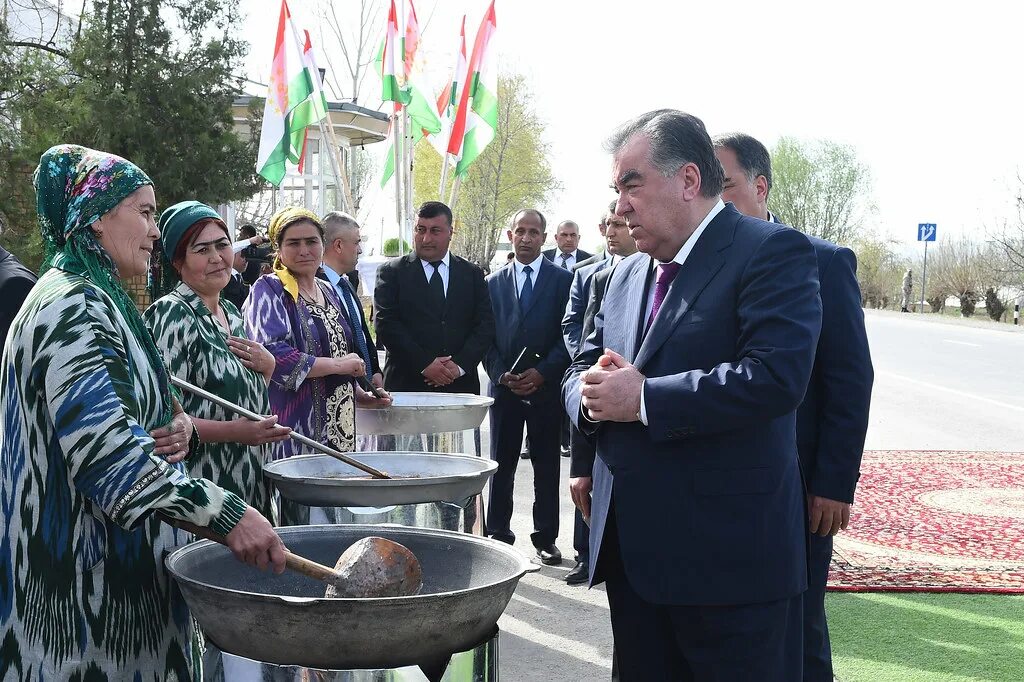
[519,265,534,310]
[429,260,445,301]
[340,282,373,370]
[645,261,681,332]
[560,253,571,269]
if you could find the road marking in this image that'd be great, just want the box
[943,339,982,347]
[498,614,613,670]
[881,371,1024,414]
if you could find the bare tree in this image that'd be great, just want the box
[315,0,382,103]
[929,237,988,317]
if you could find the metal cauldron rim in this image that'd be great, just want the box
[356,392,494,411]
[165,524,537,604]
[263,451,498,487]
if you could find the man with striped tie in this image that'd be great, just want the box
[543,220,593,271]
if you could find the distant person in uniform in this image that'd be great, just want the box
[901,268,913,312]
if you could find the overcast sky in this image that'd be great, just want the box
[240,0,1024,252]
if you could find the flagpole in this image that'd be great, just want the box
[316,117,347,212]
[438,153,450,202]
[403,107,415,254]
[320,115,357,213]
[392,112,404,252]
[449,173,462,212]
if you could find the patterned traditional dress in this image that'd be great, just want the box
[244,274,356,459]
[0,261,247,681]
[145,282,276,521]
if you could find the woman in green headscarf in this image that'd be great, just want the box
[0,145,286,681]
[145,200,289,522]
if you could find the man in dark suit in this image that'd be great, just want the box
[374,201,495,394]
[562,202,637,585]
[563,110,822,680]
[542,220,593,270]
[223,246,251,311]
[573,210,613,272]
[237,223,272,285]
[715,132,873,682]
[0,234,37,349]
[485,208,572,565]
[321,211,388,392]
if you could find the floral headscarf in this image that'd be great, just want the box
[33,144,176,425]
[267,206,324,301]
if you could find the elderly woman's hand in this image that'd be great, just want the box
[228,335,275,380]
[151,410,193,464]
[225,507,287,574]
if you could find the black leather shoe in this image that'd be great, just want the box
[535,544,562,565]
[565,561,588,585]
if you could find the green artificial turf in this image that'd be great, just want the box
[826,592,1024,681]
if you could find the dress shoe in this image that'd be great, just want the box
[535,544,562,565]
[565,561,588,585]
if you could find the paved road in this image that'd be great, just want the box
[492,309,1024,680]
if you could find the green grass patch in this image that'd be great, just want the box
[827,592,1024,681]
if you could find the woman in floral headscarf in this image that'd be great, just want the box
[0,145,285,681]
[244,208,386,475]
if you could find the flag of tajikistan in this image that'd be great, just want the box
[256,0,328,187]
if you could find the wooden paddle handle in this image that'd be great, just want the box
[159,514,340,584]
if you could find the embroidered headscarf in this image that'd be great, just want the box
[150,200,228,299]
[33,144,176,424]
[267,206,324,301]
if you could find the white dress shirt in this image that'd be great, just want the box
[420,251,451,295]
[514,254,546,297]
[555,249,579,270]
[638,199,725,424]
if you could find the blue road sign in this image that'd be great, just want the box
[918,223,937,241]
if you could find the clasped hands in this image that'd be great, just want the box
[499,368,545,397]
[579,348,644,423]
[422,356,462,387]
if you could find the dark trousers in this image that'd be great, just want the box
[600,508,803,682]
[804,532,834,682]
[573,508,590,564]
[485,389,560,547]
[568,422,593,565]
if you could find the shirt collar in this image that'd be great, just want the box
[514,253,545,276]
[321,263,343,287]
[420,251,451,268]
[667,199,725,266]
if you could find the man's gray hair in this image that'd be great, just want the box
[604,109,724,198]
[322,211,360,242]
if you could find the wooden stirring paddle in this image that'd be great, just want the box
[162,516,423,598]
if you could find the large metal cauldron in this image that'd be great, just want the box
[167,525,535,674]
[263,452,497,508]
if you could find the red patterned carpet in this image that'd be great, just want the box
[827,450,1024,593]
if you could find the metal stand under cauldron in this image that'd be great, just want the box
[207,393,498,681]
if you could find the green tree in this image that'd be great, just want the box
[412,72,559,270]
[769,137,874,245]
[929,237,987,317]
[852,234,909,309]
[1,0,260,270]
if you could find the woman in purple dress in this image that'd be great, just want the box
[244,208,385,467]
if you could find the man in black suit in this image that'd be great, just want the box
[321,211,387,391]
[715,132,873,682]
[542,220,593,270]
[564,110,821,680]
[0,226,37,349]
[485,209,572,565]
[572,210,612,272]
[374,201,495,394]
[222,246,250,311]
[237,223,272,285]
